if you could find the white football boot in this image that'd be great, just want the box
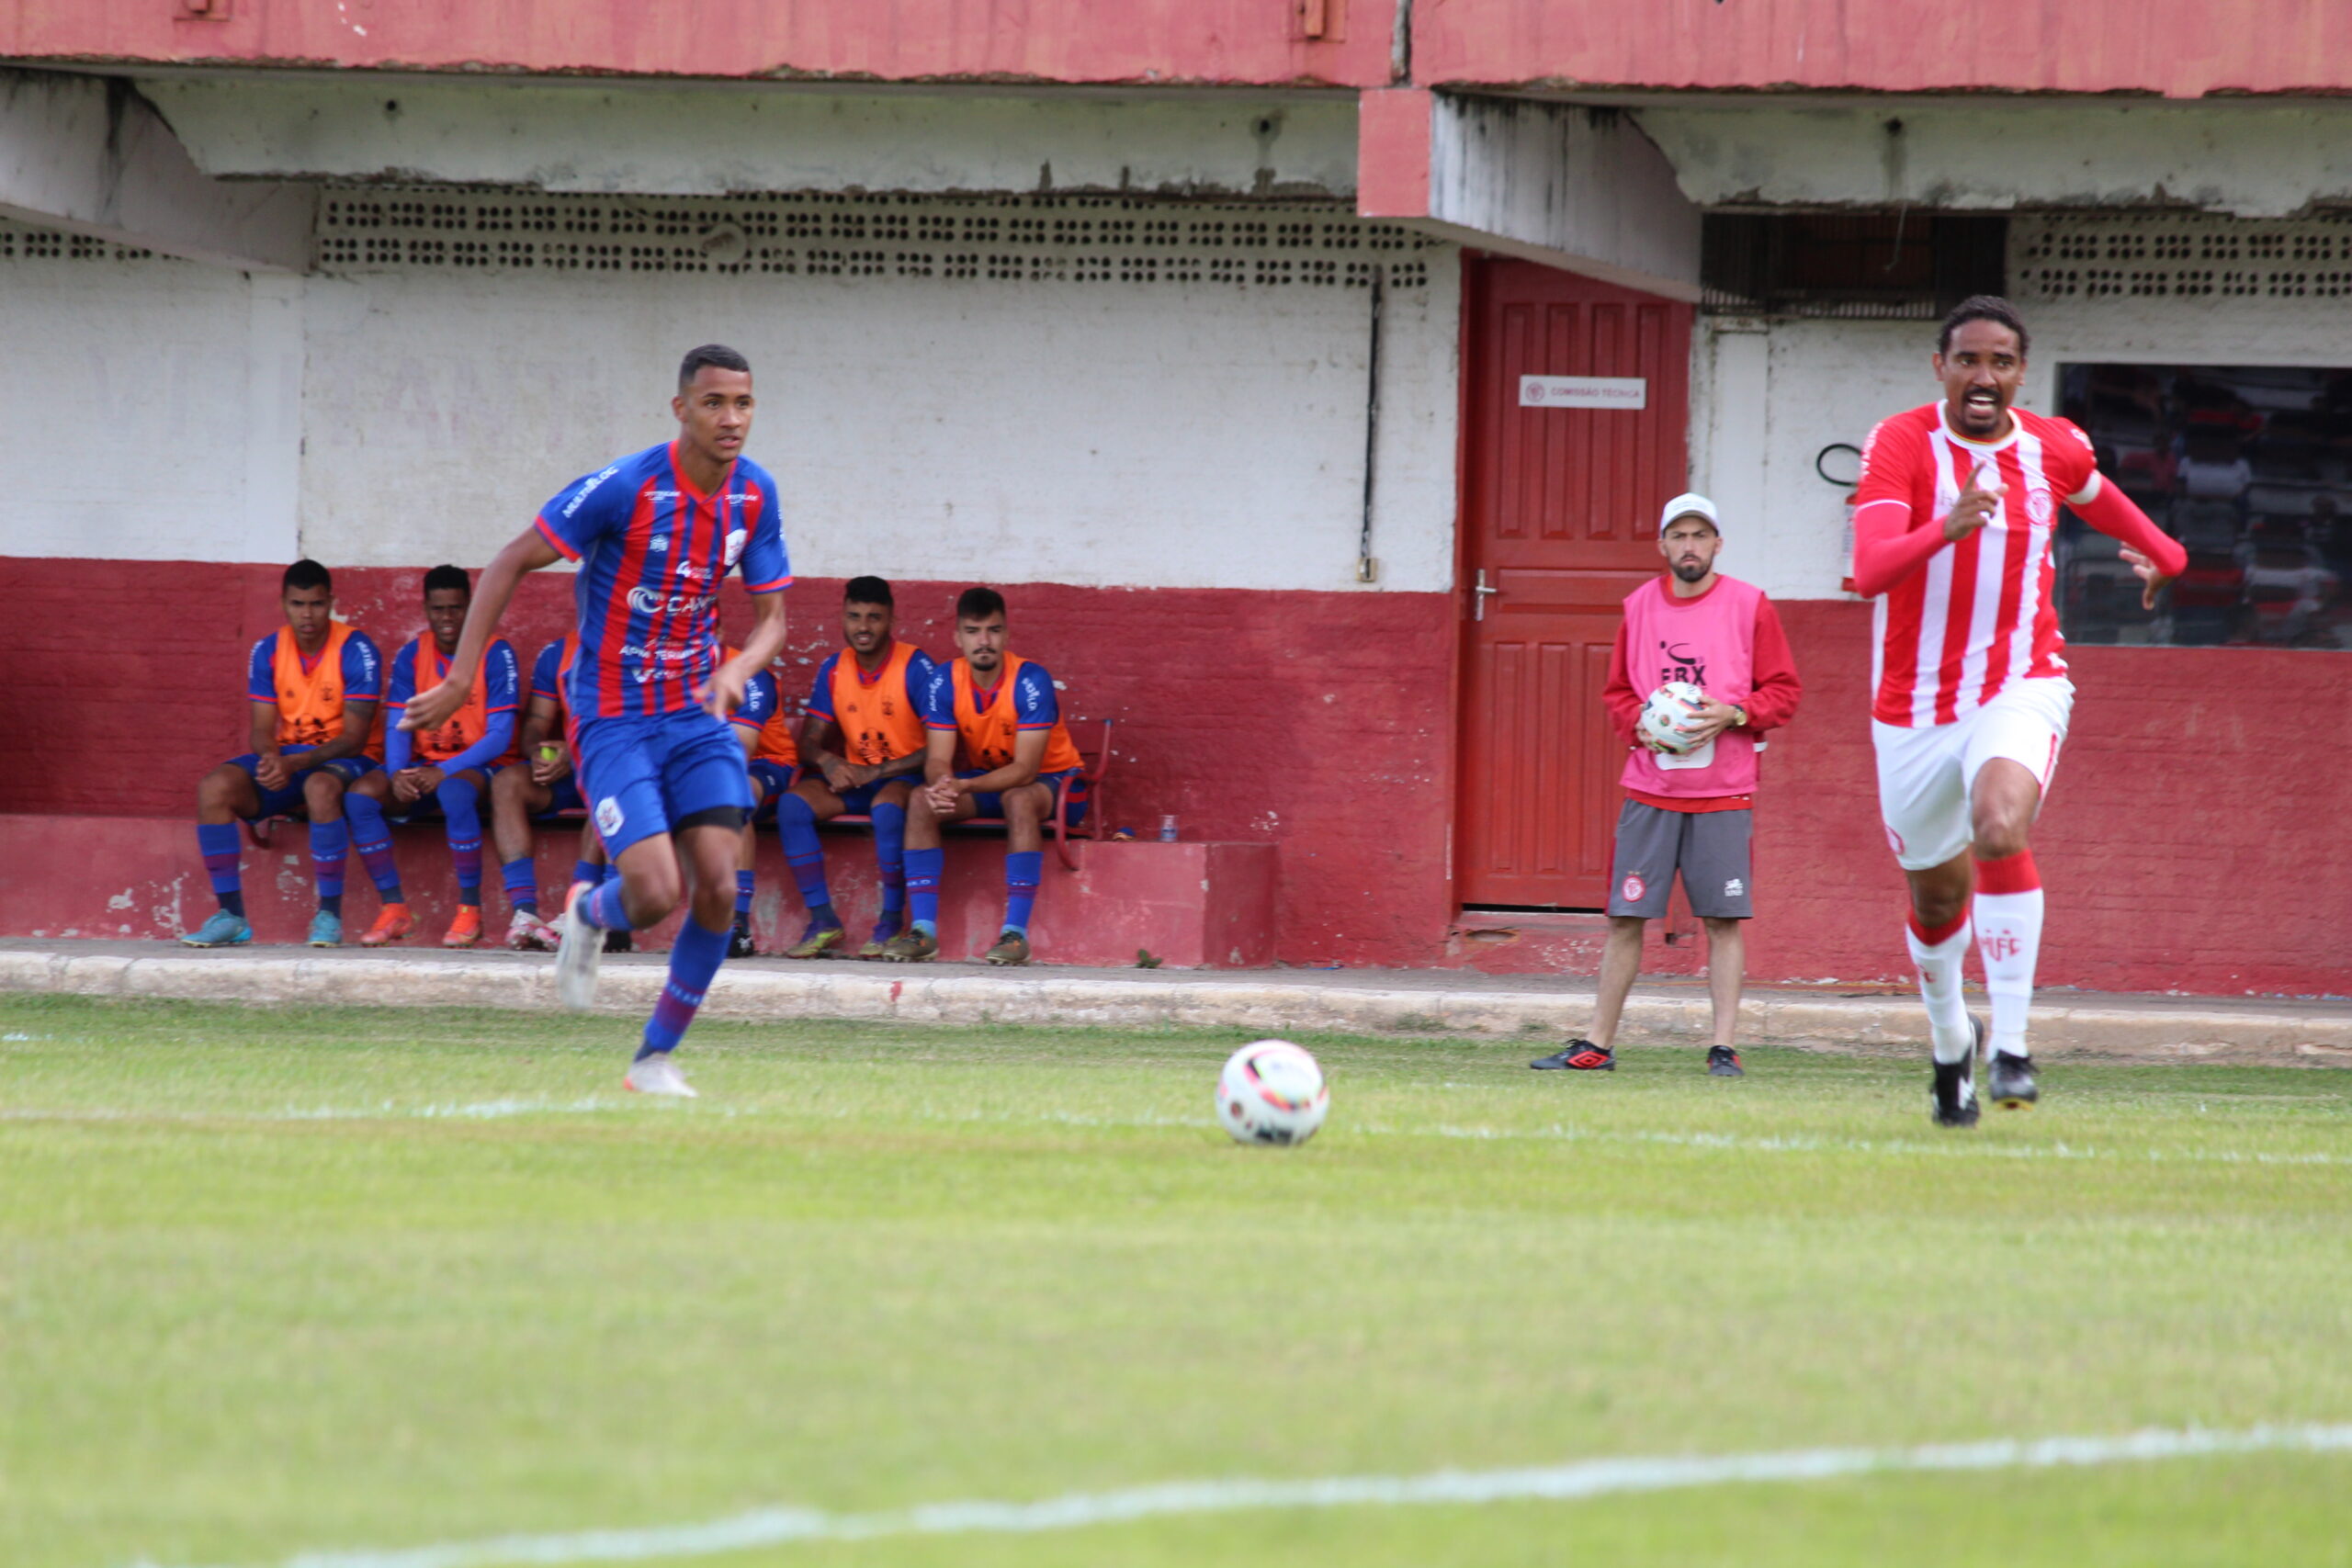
[624,1054,696,1098]
[553,886,604,1012]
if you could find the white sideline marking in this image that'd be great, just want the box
[154,1423,2352,1568]
[0,1098,620,1124]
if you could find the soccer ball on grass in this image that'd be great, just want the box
[1215,1040,1329,1147]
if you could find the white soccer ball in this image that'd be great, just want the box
[1640,681,1709,754]
[1215,1039,1329,1147]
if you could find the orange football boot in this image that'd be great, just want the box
[441,906,484,949]
[358,902,415,947]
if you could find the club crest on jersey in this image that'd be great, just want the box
[1621,873,1646,904]
[594,796,625,837]
[724,528,748,568]
[2025,489,2054,525]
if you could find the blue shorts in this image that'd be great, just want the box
[538,774,586,817]
[575,708,754,857]
[747,759,796,820]
[230,749,379,819]
[835,777,915,817]
[958,767,1090,828]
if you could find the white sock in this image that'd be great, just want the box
[1906,910,1975,1065]
[1973,888,2043,1060]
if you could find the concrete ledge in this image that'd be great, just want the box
[5,942,2349,1066]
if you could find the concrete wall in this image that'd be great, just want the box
[1686,281,2352,602]
[143,76,1361,202]
[0,202,1460,593]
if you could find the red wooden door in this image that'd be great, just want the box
[1455,260,1692,909]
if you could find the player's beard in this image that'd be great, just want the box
[1671,557,1711,582]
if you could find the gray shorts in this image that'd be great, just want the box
[1605,800,1754,919]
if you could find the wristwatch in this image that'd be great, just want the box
[1729,704,1748,728]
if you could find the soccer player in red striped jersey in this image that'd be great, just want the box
[1853,297,2186,1126]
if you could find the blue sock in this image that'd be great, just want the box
[439,776,483,907]
[873,802,907,931]
[907,845,944,936]
[583,877,637,932]
[572,858,600,889]
[1002,850,1043,937]
[734,869,754,918]
[198,822,243,916]
[638,914,731,1061]
[345,792,403,901]
[310,818,348,916]
[775,794,836,928]
[502,857,539,915]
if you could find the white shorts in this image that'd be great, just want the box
[1871,677,2074,871]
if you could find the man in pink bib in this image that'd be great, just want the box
[1533,493,1802,1077]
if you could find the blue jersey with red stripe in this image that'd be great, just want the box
[533,440,792,721]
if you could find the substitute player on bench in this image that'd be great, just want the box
[1853,296,2184,1126]
[401,344,792,1098]
[345,565,523,948]
[775,576,935,960]
[181,559,384,948]
[725,644,785,957]
[1532,493,1801,1077]
[884,586,1086,966]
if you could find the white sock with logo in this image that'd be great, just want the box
[1906,908,1975,1066]
[1973,852,2044,1061]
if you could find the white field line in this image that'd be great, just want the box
[6,1099,2349,1168]
[151,1422,2352,1568]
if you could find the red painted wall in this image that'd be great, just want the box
[1412,0,2352,98]
[3,0,1396,88]
[6,558,2344,995]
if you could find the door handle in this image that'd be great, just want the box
[1473,569,1501,621]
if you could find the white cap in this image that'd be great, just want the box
[1658,492,1720,535]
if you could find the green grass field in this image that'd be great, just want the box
[4,993,2350,1568]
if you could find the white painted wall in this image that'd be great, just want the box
[1688,295,2352,603]
[0,245,300,561]
[0,221,1459,592]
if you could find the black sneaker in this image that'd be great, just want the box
[1988,1052,2039,1110]
[728,922,758,960]
[603,928,634,954]
[1706,1045,1744,1077]
[1931,1055,1980,1128]
[1532,1040,1614,1071]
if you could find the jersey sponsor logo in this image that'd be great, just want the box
[626,586,718,615]
[1725,878,1745,898]
[563,464,620,517]
[1657,639,1708,689]
[1621,873,1646,904]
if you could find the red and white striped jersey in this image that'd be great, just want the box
[1853,403,2101,728]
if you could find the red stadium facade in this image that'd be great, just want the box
[2,2,2346,995]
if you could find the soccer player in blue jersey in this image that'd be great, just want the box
[776,578,937,960]
[884,587,1088,966]
[401,344,792,1097]
[489,636,589,951]
[181,559,384,948]
[344,565,523,949]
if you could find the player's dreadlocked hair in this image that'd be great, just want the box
[956,586,1007,623]
[422,563,471,598]
[282,558,332,595]
[1939,295,2030,357]
[677,343,752,388]
[844,576,895,608]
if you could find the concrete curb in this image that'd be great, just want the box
[5,944,2349,1065]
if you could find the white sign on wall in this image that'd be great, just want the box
[1519,375,1647,410]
